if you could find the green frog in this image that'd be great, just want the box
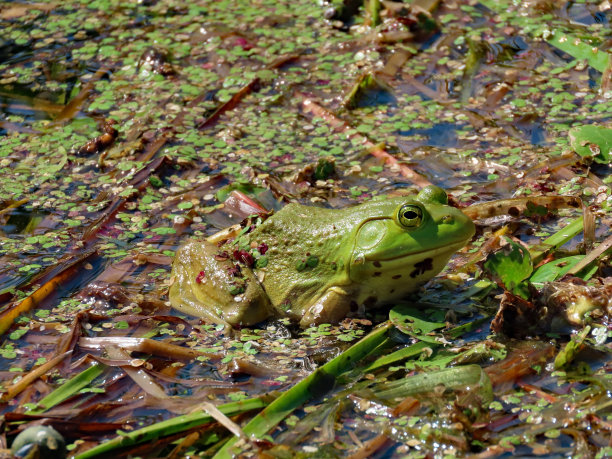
[169,185,475,328]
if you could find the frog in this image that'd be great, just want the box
[168,185,475,328]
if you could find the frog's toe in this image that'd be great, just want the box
[299,287,351,328]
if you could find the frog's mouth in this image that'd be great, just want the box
[363,238,470,263]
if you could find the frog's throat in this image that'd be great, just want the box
[361,237,470,263]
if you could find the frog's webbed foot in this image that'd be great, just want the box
[168,243,233,330]
[169,239,273,328]
[299,286,352,328]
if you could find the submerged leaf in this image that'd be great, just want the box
[372,364,493,404]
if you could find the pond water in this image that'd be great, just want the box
[0,0,611,457]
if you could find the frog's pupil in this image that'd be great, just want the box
[403,211,418,219]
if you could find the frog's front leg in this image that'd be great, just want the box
[299,286,353,328]
[169,240,274,327]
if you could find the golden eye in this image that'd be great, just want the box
[397,204,423,228]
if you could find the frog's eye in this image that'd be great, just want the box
[397,204,423,228]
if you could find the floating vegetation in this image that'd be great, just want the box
[0,0,611,457]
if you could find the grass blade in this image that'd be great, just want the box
[213,322,393,458]
[27,363,106,414]
[74,395,273,459]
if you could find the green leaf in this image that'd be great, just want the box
[213,323,392,459]
[568,125,612,164]
[530,255,598,284]
[529,217,583,265]
[554,326,590,369]
[389,305,446,343]
[28,364,106,414]
[74,395,271,459]
[483,237,532,299]
[150,227,176,235]
[177,201,194,210]
[546,31,609,73]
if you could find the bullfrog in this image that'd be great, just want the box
[169,185,475,328]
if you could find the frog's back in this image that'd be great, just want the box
[245,199,408,318]
[247,203,349,318]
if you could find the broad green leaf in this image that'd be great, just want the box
[389,305,446,342]
[483,237,532,299]
[372,364,493,404]
[569,125,612,164]
[530,255,598,284]
[546,31,609,73]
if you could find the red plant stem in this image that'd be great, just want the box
[296,92,432,188]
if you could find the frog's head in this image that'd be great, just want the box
[348,186,475,302]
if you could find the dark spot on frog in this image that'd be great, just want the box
[363,296,377,307]
[392,274,402,279]
[373,261,382,268]
[508,206,520,217]
[297,255,319,271]
[373,272,382,277]
[306,255,319,268]
[410,258,434,278]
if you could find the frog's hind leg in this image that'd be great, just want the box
[299,286,352,328]
[168,243,233,331]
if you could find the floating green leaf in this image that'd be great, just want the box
[546,31,609,73]
[568,125,612,164]
[389,305,446,343]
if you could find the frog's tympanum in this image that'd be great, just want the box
[169,186,475,328]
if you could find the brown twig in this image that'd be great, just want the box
[54,66,111,122]
[0,250,100,335]
[0,351,71,402]
[296,91,432,188]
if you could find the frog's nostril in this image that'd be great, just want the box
[440,215,454,224]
